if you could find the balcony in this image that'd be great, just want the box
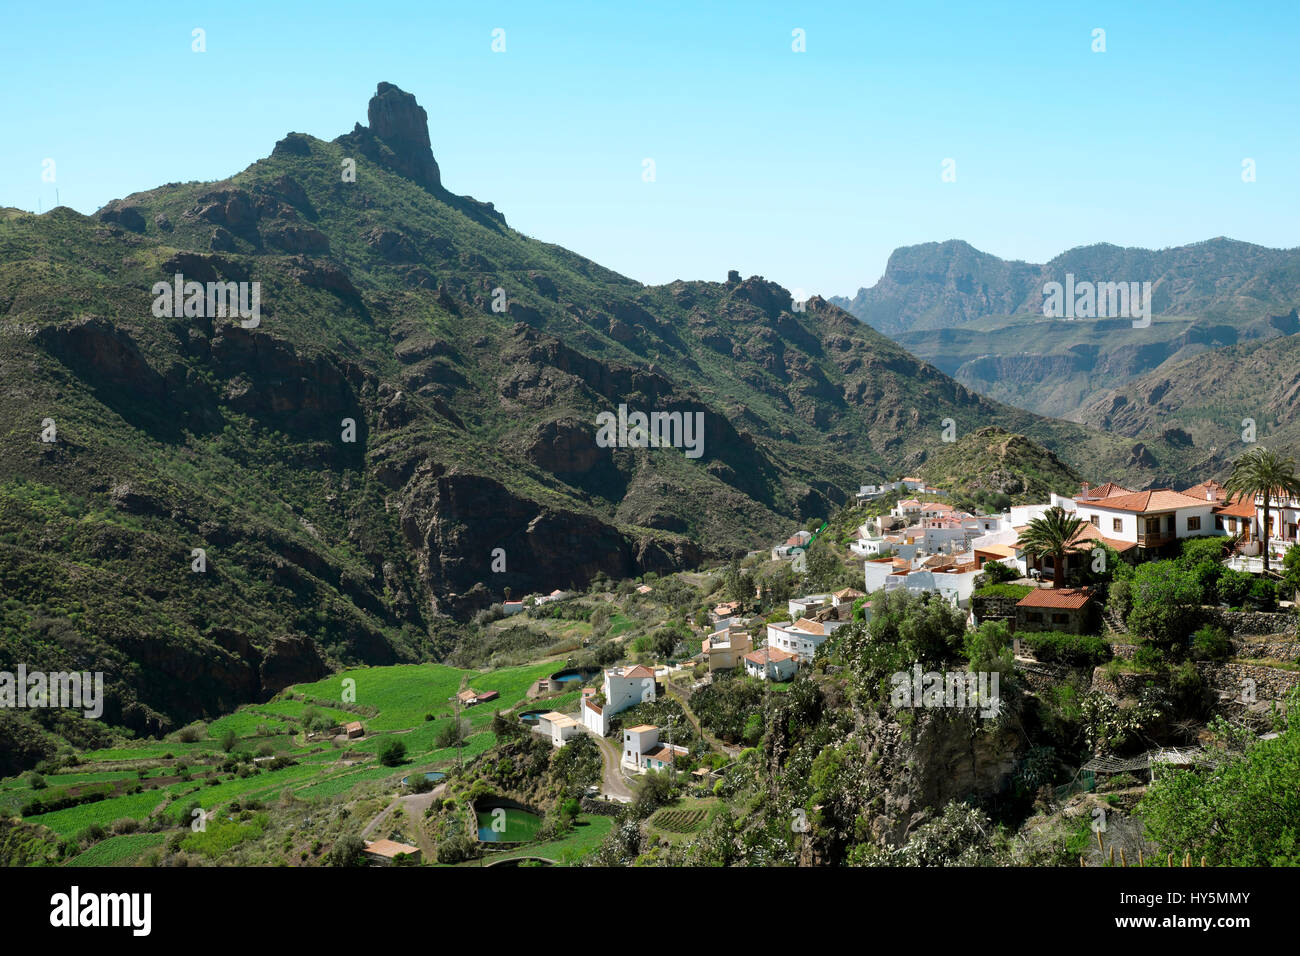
[1135,531,1176,549]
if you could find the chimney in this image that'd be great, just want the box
[1080,481,1091,498]
[1206,488,1213,501]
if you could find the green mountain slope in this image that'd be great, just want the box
[1077,332,1300,471]
[0,83,1179,745]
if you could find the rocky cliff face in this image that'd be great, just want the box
[365,81,442,191]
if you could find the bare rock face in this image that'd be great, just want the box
[367,82,441,190]
[259,634,328,696]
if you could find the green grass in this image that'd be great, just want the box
[484,814,614,865]
[292,661,555,732]
[27,790,166,836]
[206,711,290,739]
[181,812,268,859]
[62,832,168,867]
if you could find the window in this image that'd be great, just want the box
[1090,514,1099,526]
[1187,516,1201,531]
[1051,613,1069,625]
[1026,612,1044,623]
[1215,516,1224,530]
[1112,518,1123,532]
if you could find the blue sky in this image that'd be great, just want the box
[3,1,1297,296]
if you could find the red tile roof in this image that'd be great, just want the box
[744,647,799,664]
[1078,481,1133,500]
[1180,480,1226,503]
[1084,488,1213,513]
[618,665,656,679]
[1017,587,1095,610]
[1215,500,1256,519]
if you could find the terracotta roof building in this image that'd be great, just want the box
[1015,587,1097,634]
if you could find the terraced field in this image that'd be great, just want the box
[650,807,710,834]
[0,658,584,866]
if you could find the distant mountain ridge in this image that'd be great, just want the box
[830,239,1300,422]
[831,237,1300,337]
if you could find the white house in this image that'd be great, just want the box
[892,499,923,521]
[622,724,688,772]
[581,665,657,736]
[788,594,829,618]
[744,646,799,681]
[535,711,581,748]
[766,617,842,663]
[1071,488,1221,552]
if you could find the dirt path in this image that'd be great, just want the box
[361,782,446,840]
[586,732,635,803]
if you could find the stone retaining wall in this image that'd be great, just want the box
[1202,607,1296,636]
[1197,661,1300,704]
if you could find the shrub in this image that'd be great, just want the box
[328,835,365,867]
[219,729,238,752]
[377,738,407,767]
[1217,569,1254,608]
[1131,642,1165,669]
[1248,578,1277,611]
[975,583,1034,600]
[1018,631,1111,667]
[981,562,1019,585]
[1191,625,1233,662]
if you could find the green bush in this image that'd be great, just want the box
[975,583,1034,600]
[1248,579,1277,611]
[377,738,407,767]
[1018,631,1111,667]
[981,562,1019,585]
[1217,569,1254,608]
[1191,625,1233,662]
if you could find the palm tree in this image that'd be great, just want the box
[1018,506,1087,588]
[1224,447,1300,574]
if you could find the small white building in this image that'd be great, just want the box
[766,617,841,663]
[535,711,581,748]
[581,665,657,736]
[744,646,799,681]
[788,594,829,619]
[622,724,688,772]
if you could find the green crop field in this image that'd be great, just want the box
[62,832,168,867]
[292,661,556,732]
[27,790,167,836]
[206,711,290,739]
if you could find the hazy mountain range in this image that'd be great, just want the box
[830,239,1300,431]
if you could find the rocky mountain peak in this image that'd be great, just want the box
[365,82,441,190]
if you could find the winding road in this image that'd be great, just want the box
[586,731,635,803]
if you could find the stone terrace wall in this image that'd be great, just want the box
[1202,608,1296,636]
[1197,661,1300,704]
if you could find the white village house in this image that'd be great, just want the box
[766,617,843,663]
[744,645,800,681]
[622,724,688,772]
[581,664,657,736]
